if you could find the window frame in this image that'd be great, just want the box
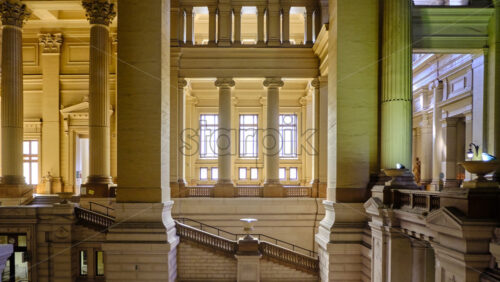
[23,140,39,185]
[239,114,259,158]
[199,114,219,159]
[279,114,298,159]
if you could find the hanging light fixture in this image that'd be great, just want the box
[467,143,479,160]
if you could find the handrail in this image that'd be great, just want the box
[175,221,237,256]
[74,206,114,231]
[259,241,319,274]
[175,217,317,257]
[89,201,115,218]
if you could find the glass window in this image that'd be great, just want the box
[200,114,218,159]
[239,168,247,180]
[279,114,298,158]
[279,168,286,180]
[239,115,258,158]
[200,168,208,180]
[289,167,298,180]
[80,250,88,276]
[96,251,104,276]
[23,140,39,184]
[211,168,218,180]
[250,168,258,180]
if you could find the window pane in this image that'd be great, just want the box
[23,163,30,184]
[290,167,298,180]
[31,162,38,185]
[239,168,247,180]
[23,141,30,154]
[239,114,258,158]
[31,141,38,154]
[250,168,258,180]
[200,114,218,158]
[211,168,218,180]
[279,114,298,158]
[279,168,286,180]
[17,235,27,247]
[200,168,208,180]
[96,251,104,276]
[80,250,88,276]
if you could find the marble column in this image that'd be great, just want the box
[233,6,241,45]
[381,0,413,171]
[282,6,290,45]
[208,6,217,46]
[82,0,115,197]
[39,33,63,194]
[0,0,30,186]
[267,0,280,46]
[257,6,265,45]
[431,80,444,190]
[214,78,235,197]
[311,79,320,196]
[185,6,193,45]
[305,6,314,45]
[263,78,284,197]
[420,113,433,186]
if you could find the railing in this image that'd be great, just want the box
[259,241,319,274]
[188,186,213,197]
[74,207,114,231]
[175,221,238,256]
[89,201,115,217]
[284,187,311,197]
[392,190,441,212]
[237,186,263,197]
[175,217,317,257]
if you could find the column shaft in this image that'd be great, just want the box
[442,117,459,188]
[208,6,217,45]
[178,8,185,43]
[305,7,314,44]
[217,1,231,46]
[380,0,412,169]
[311,79,320,189]
[233,6,241,45]
[431,81,444,189]
[177,79,187,185]
[257,6,265,45]
[185,7,193,45]
[215,78,235,184]
[282,6,290,45]
[267,1,281,46]
[419,118,433,184]
[264,78,283,185]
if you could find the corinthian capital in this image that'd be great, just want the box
[39,33,63,53]
[0,0,31,27]
[82,0,116,26]
[263,77,284,88]
[215,78,235,88]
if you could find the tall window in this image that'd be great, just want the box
[23,140,38,185]
[239,114,258,158]
[279,114,298,158]
[200,114,218,158]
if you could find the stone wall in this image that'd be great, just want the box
[260,258,317,281]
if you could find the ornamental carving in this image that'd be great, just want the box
[82,0,116,26]
[311,78,320,89]
[214,78,235,88]
[263,77,284,88]
[178,78,188,88]
[38,33,63,53]
[0,0,31,27]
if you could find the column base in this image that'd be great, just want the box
[217,40,231,47]
[81,181,115,198]
[263,182,284,197]
[213,182,235,197]
[37,177,63,194]
[267,39,281,47]
[103,202,179,281]
[0,183,33,206]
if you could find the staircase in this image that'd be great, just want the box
[74,207,320,275]
[27,195,80,205]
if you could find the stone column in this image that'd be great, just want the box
[185,6,193,45]
[208,6,217,46]
[314,7,321,39]
[282,6,290,45]
[431,80,444,190]
[267,0,280,46]
[217,0,231,47]
[380,0,413,171]
[178,7,185,43]
[263,78,284,197]
[0,0,30,193]
[419,113,433,186]
[233,6,241,45]
[311,79,321,197]
[214,78,235,197]
[305,6,314,45]
[257,6,265,46]
[442,117,460,188]
[104,0,178,281]
[318,76,328,198]
[177,78,187,191]
[39,33,63,194]
[82,0,115,197]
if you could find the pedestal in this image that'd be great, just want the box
[236,236,261,282]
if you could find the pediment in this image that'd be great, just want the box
[364,197,384,216]
[426,207,463,233]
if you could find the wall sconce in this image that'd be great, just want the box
[396,163,405,169]
[467,143,479,159]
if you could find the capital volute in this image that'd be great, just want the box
[263,77,284,88]
[82,0,116,26]
[0,0,31,28]
[39,33,63,53]
[178,78,188,89]
[311,78,320,89]
[215,78,235,88]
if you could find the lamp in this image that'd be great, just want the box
[467,143,479,160]
[396,163,405,169]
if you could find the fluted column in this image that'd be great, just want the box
[305,6,314,45]
[282,6,290,45]
[208,6,217,46]
[82,0,115,193]
[431,80,444,190]
[233,6,241,45]
[0,1,30,185]
[263,78,284,197]
[257,6,265,45]
[185,6,193,45]
[380,0,412,170]
[214,78,235,197]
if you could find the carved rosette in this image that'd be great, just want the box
[0,0,31,27]
[263,77,284,88]
[82,0,116,26]
[38,33,63,53]
[214,77,235,88]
